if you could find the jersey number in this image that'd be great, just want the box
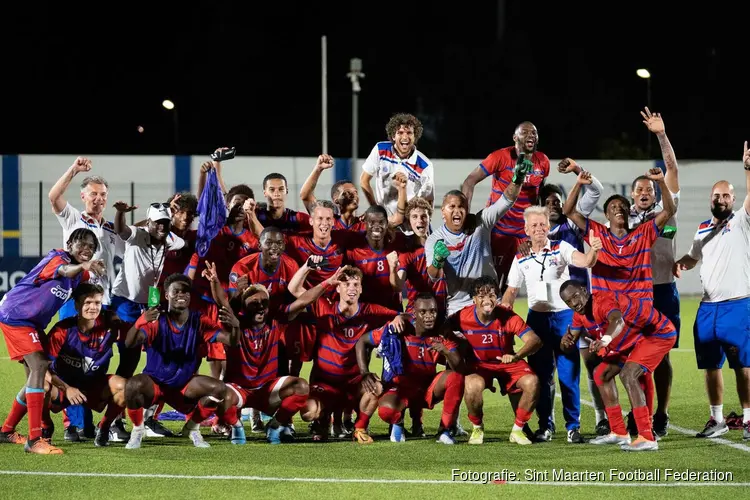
[28,332,40,344]
[377,260,384,272]
[345,328,355,338]
[481,334,493,344]
[418,346,425,359]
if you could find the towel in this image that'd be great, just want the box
[196,168,226,257]
[377,324,403,383]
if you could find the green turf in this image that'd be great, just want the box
[0,297,749,499]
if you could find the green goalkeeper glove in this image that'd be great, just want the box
[432,240,451,269]
[512,158,534,185]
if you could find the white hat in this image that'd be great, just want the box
[147,203,172,222]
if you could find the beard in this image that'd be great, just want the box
[711,204,732,220]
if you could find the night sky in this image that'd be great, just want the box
[2,2,748,161]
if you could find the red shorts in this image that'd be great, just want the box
[490,233,521,288]
[309,375,363,410]
[151,379,195,414]
[382,373,443,410]
[226,376,288,414]
[606,334,676,373]
[0,322,45,361]
[283,318,317,362]
[51,375,113,413]
[472,360,535,395]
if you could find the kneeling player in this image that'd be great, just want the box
[356,293,465,444]
[45,284,127,447]
[449,276,542,445]
[560,280,676,451]
[122,274,239,449]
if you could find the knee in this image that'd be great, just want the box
[520,374,539,395]
[464,374,485,396]
[209,381,227,401]
[619,365,642,386]
[300,398,321,422]
[124,375,150,407]
[378,404,400,424]
[593,363,610,387]
[110,376,127,407]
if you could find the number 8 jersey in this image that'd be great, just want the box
[447,304,531,364]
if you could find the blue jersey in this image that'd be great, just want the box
[0,249,90,329]
[47,316,115,388]
[136,311,222,388]
[548,217,589,288]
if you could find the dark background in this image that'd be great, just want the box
[2,2,748,160]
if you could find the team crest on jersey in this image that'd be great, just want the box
[229,272,239,284]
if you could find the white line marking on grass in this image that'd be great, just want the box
[0,470,746,487]
[570,395,750,453]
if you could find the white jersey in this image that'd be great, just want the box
[688,206,750,303]
[426,195,514,316]
[111,226,185,304]
[55,203,124,305]
[361,141,434,216]
[629,191,679,285]
[507,239,576,313]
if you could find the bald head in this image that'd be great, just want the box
[514,121,536,135]
[514,122,538,154]
[710,180,735,220]
[712,180,734,194]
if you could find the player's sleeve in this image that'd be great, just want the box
[167,233,186,252]
[635,218,661,246]
[508,313,532,338]
[417,163,435,198]
[36,254,69,282]
[397,250,413,274]
[687,227,703,261]
[369,305,400,328]
[506,256,524,288]
[186,252,199,274]
[571,312,583,332]
[126,226,146,244]
[45,325,67,359]
[593,294,621,323]
[441,337,458,352]
[296,211,311,228]
[576,174,603,217]
[582,219,605,244]
[199,315,223,343]
[54,202,79,230]
[540,153,551,178]
[228,258,250,292]
[361,144,380,175]
[558,240,577,267]
[368,325,385,346]
[480,191,515,229]
[134,314,159,345]
[478,151,499,177]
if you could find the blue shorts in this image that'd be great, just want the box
[693,297,750,370]
[654,282,681,348]
[110,296,146,348]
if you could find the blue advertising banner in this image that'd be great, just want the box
[0,257,42,300]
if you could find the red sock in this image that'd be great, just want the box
[2,394,28,433]
[99,403,124,432]
[468,412,483,426]
[514,407,533,428]
[41,400,53,430]
[354,411,371,430]
[127,408,144,427]
[220,407,240,427]
[605,405,627,435]
[639,374,655,416]
[377,406,402,425]
[62,407,70,429]
[25,389,45,441]
[275,394,307,425]
[440,372,465,429]
[633,405,655,441]
[191,400,217,423]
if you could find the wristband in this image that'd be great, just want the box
[600,334,612,346]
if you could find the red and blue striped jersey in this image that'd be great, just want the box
[228,253,299,320]
[448,304,531,363]
[311,300,396,383]
[285,232,353,288]
[256,208,310,234]
[224,319,283,389]
[370,326,456,384]
[480,146,550,238]
[346,232,407,311]
[583,219,659,299]
[571,293,677,354]
[333,215,367,233]
[189,226,258,300]
[398,246,448,316]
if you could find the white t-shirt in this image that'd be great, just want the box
[507,239,576,312]
[361,141,434,216]
[629,191,680,285]
[55,203,124,305]
[111,226,185,304]
[688,206,750,303]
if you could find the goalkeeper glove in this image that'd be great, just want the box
[512,158,534,185]
[432,240,450,269]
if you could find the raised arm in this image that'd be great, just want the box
[387,173,408,227]
[48,157,92,214]
[285,268,343,318]
[197,148,229,199]
[590,309,625,354]
[478,159,530,228]
[300,155,334,213]
[568,231,602,268]
[562,172,592,231]
[642,108,680,195]
[744,141,750,214]
[647,168,676,229]
[112,201,137,240]
[460,166,490,208]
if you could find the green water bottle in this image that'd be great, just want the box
[148,286,161,308]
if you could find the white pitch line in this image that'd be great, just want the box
[0,470,746,487]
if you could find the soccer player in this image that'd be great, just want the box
[300,155,366,232]
[256,173,311,233]
[360,113,435,216]
[355,293,465,444]
[673,143,750,440]
[346,205,407,311]
[449,276,542,445]
[628,107,682,437]
[559,280,677,451]
[44,284,127,447]
[304,266,406,442]
[0,228,104,454]
[460,121,550,288]
[562,168,676,298]
[48,157,123,441]
[158,192,199,291]
[205,265,339,444]
[426,158,530,316]
[122,274,238,449]
[501,206,602,443]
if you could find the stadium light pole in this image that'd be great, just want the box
[162,99,179,154]
[637,69,652,156]
[347,58,364,170]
